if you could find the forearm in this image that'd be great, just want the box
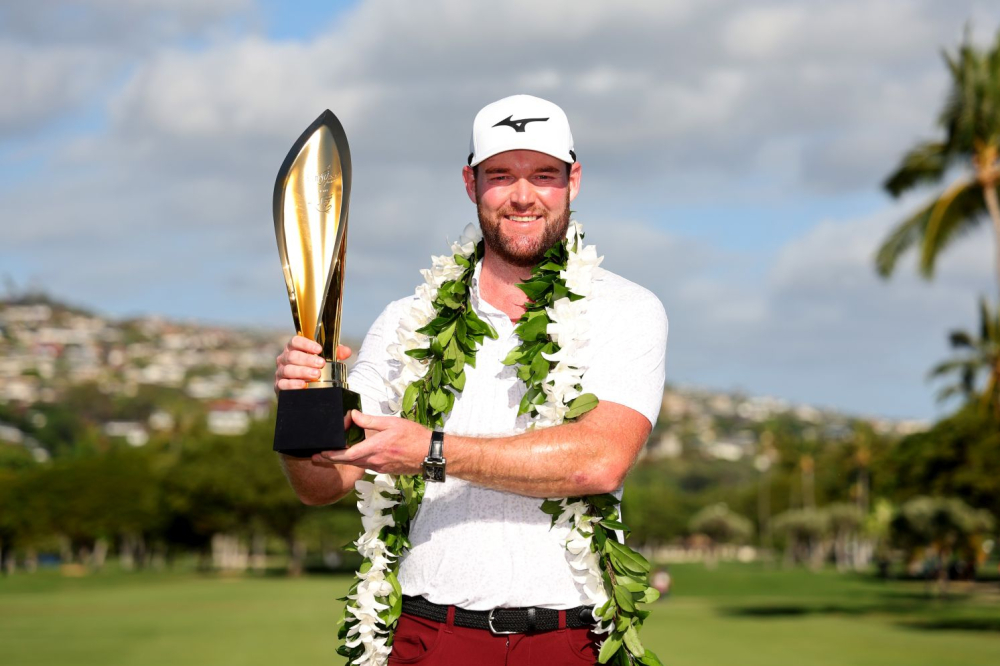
[320,402,650,499]
[447,404,648,498]
[279,454,364,506]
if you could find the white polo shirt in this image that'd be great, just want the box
[347,261,668,610]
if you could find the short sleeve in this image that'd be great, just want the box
[347,303,399,417]
[579,276,668,428]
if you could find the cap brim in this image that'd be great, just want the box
[469,146,575,167]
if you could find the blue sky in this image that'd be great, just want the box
[1,0,999,420]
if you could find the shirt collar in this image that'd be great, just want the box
[470,259,517,334]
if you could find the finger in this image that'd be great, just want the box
[288,350,325,368]
[336,344,353,361]
[276,378,307,390]
[320,439,376,464]
[315,452,376,469]
[279,364,323,381]
[351,410,397,432]
[309,454,339,467]
[290,335,323,354]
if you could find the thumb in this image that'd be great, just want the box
[351,410,394,431]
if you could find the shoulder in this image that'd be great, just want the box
[369,294,422,331]
[356,294,423,353]
[384,294,421,320]
[355,293,423,372]
[587,267,668,332]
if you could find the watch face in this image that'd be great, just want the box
[422,460,446,482]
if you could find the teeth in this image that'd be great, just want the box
[509,215,538,222]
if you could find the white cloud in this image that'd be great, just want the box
[726,205,994,417]
[0,41,111,135]
[0,1,254,46]
[3,0,1000,418]
[590,199,995,419]
[5,0,987,204]
[723,1,935,63]
[0,0,255,137]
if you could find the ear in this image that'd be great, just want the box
[462,165,478,204]
[568,162,582,202]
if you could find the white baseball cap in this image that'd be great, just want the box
[467,94,576,167]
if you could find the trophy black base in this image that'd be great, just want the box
[273,386,365,458]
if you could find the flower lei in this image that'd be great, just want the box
[338,221,663,666]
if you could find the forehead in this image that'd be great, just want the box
[478,149,567,173]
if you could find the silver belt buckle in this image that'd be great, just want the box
[487,608,518,635]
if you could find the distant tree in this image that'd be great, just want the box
[799,451,817,510]
[882,404,1000,520]
[622,457,742,548]
[0,445,35,472]
[761,417,817,511]
[889,496,995,593]
[21,395,104,457]
[689,503,753,568]
[772,508,828,570]
[825,503,865,572]
[878,29,1000,291]
[162,420,311,575]
[0,468,51,573]
[235,420,311,576]
[867,498,896,578]
[622,481,692,548]
[33,450,163,569]
[297,502,366,572]
[930,296,1000,415]
[161,438,249,568]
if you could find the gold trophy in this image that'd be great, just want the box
[272,110,365,456]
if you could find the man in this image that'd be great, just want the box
[275,94,668,665]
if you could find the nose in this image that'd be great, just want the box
[511,177,535,208]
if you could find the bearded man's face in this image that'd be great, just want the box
[464,150,580,267]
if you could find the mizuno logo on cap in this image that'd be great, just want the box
[492,115,549,133]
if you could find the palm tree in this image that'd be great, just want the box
[930,296,1000,414]
[889,496,995,595]
[825,503,865,572]
[877,29,1000,292]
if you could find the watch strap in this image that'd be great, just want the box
[428,430,445,460]
[422,431,446,482]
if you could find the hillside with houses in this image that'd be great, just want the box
[0,294,926,465]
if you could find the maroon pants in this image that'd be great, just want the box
[388,607,599,665]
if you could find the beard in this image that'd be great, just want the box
[477,199,571,268]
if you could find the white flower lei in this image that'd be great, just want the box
[344,220,612,666]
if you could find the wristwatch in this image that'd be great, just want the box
[422,431,446,482]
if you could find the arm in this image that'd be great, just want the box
[278,454,365,506]
[314,400,651,498]
[448,400,650,496]
[274,336,365,506]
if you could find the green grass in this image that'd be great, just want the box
[1,562,999,665]
[651,562,1000,666]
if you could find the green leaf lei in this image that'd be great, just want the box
[339,226,663,666]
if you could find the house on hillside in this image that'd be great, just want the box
[207,398,270,436]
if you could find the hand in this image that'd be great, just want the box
[313,410,431,475]
[274,336,352,393]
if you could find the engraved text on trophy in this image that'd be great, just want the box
[280,128,344,346]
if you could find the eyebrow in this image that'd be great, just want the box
[482,165,563,175]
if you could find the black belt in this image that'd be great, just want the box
[401,595,595,635]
